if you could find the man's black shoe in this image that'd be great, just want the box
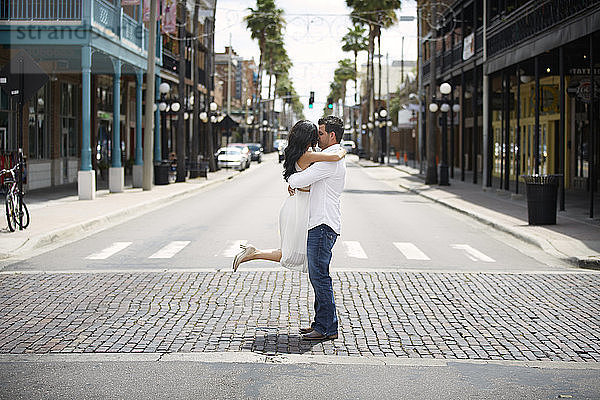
[299,327,313,334]
[302,330,337,341]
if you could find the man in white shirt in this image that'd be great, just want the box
[287,116,346,340]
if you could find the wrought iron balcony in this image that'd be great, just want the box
[1,0,82,20]
[1,0,150,52]
[487,0,600,58]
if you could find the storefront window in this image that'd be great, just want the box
[28,86,50,160]
[60,83,79,158]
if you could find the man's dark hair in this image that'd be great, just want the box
[318,116,344,143]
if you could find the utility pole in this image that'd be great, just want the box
[176,2,187,182]
[386,52,390,165]
[425,1,438,185]
[401,37,404,84]
[143,0,157,190]
[227,34,232,147]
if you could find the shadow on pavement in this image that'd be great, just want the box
[243,331,322,355]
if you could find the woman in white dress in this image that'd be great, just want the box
[232,120,345,272]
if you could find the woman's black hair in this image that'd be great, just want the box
[283,120,318,181]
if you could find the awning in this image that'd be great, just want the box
[216,114,241,130]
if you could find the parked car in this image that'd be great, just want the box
[216,147,247,170]
[228,143,252,169]
[246,143,263,163]
[341,140,356,154]
[274,139,288,163]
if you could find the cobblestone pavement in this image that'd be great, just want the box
[0,271,598,362]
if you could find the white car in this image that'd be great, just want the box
[216,147,247,170]
[341,140,356,154]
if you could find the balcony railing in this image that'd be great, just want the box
[487,0,600,57]
[1,0,82,20]
[93,0,117,33]
[121,13,142,48]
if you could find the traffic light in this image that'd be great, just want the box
[327,97,333,109]
[309,91,314,109]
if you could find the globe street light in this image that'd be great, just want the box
[430,81,456,186]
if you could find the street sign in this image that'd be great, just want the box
[0,50,49,102]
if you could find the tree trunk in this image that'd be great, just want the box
[354,50,358,105]
[206,8,216,172]
[368,26,376,161]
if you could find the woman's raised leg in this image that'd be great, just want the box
[232,245,281,271]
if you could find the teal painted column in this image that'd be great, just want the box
[112,58,122,167]
[154,75,162,162]
[135,70,143,165]
[80,45,92,171]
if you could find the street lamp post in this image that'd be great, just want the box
[199,101,224,167]
[376,108,392,164]
[429,82,459,186]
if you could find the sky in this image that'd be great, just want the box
[214,0,418,122]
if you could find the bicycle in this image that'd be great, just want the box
[1,164,29,232]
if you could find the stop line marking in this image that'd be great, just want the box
[86,242,132,260]
[84,240,496,263]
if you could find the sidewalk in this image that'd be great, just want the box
[0,163,246,260]
[357,158,600,269]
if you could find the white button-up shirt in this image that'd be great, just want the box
[287,144,346,234]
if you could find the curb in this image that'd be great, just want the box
[356,160,600,270]
[1,170,242,261]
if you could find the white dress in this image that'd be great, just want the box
[279,163,310,273]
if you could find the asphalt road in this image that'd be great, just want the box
[1,356,598,400]
[3,154,574,273]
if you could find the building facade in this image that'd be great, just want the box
[420,0,599,216]
[0,0,216,198]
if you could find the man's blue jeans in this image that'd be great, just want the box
[307,224,338,336]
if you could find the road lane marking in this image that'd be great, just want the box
[393,242,431,260]
[219,240,249,257]
[149,241,191,259]
[86,242,132,260]
[451,244,496,262]
[343,241,368,259]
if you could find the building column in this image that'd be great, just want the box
[133,69,144,188]
[78,45,96,200]
[589,34,595,218]
[154,75,162,162]
[472,64,479,184]
[559,47,566,210]
[482,72,490,188]
[534,56,540,175]
[109,58,124,193]
[460,69,465,181]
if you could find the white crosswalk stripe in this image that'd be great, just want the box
[343,241,368,259]
[450,244,496,262]
[148,241,191,259]
[86,242,132,260]
[393,242,431,260]
[219,240,249,257]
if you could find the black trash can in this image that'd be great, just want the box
[522,175,560,225]
[154,162,170,185]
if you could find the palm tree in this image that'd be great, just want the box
[324,80,343,116]
[341,24,368,105]
[346,0,402,161]
[334,58,356,117]
[245,0,285,142]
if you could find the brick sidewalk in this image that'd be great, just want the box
[1,270,598,362]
